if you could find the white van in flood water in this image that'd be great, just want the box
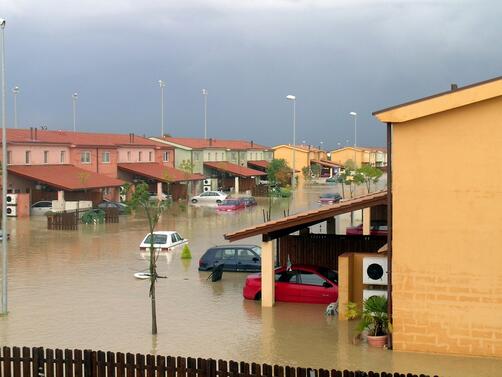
[139,231,188,252]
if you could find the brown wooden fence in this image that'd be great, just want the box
[48,208,120,230]
[0,347,436,377]
[278,234,387,270]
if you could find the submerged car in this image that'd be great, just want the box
[217,199,245,212]
[240,196,257,207]
[139,231,188,251]
[97,201,128,214]
[199,245,261,272]
[346,222,388,236]
[243,264,338,304]
[30,200,53,216]
[190,191,228,204]
[319,193,342,204]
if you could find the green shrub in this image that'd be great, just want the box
[345,301,360,320]
[180,244,192,259]
[81,209,105,224]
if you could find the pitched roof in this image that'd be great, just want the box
[224,190,387,241]
[8,165,124,191]
[247,160,270,169]
[203,161,267,177]
[2,128,172,149]
[310,159,341,168]
[152,137,270,150]
[273,144,325,153]
[373,76,502,123]
[118,163,205,182]
[330,146,387,153]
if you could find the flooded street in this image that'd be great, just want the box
[1,181,501,377]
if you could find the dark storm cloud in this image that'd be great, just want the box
[2,0,500,149]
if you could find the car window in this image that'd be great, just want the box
[222,249,236,260]
[144,234,168,244]
[200,193,209,197]
[298,270,328,287]
[175,233,183,241]
[251,246,261,256]
[211,192,219,197]
[275,270,298,283]
[33,202,51,208]
[213,249,223,259]
[237,249,257,261]
[317,267,338,283]
[171,234,177,243]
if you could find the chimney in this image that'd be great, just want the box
[30,127,33,140]
[451,83,458,91]
[250,140,254,148]
[34,128,38,140]
[131,133,135,143]
[209,138,213,146]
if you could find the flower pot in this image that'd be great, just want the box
[367,335,388,348]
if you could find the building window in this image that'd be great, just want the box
[43,151,49,164]
[25,151,31,164]
[60,151,65,164]
[163,151,169,162]
[208,152,211,161]
[7,151,11,165]
[194,152,199,161]
[138,151,143,162]
[81,151,91,164]
[149,152,153,162]
[102,151,110,163]
[231,152,237,160]
[127,151,131,161]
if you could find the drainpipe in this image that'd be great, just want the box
[96,148,99,173]
[386,121,393,349]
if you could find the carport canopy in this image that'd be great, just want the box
[8,164,124,191]
[310,159,341,169]
[204,161,267,178]
[223,190,388,308]
[118,163,205,182]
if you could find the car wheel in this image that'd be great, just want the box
[216,200,222,204]
[254,292,261,300]
[191,199,198,203]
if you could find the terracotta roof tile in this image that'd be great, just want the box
[8,165,124,191]
[159,137,270,150]
[118,163,205,182]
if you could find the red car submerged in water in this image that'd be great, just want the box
[243,264,338,304]
[345,223,388,236]
[216,198,245,212]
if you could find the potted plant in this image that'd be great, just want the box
[357,295,391,347]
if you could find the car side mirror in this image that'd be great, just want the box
[252,257,259,262]
[323,282,332,289]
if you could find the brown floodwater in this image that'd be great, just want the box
[0,181,501,377]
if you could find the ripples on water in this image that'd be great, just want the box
[1,181,501,376]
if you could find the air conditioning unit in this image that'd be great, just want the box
[6,193,17,205]
[6,206,17,217]
[203,179,212,186]
[363,256,388,285]
[363,289,388,301]
[203,185,211,192]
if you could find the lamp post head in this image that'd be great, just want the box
[73,93,78,99]
[349,112,357,116]
[286,95,296,101]
[12,86,19,94]
[202,88,208,95]
[159,80,165,88]
[0,19,5,29]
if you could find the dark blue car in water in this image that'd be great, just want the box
[198,245,261,272]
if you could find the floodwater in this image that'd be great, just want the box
[0,180,501,377]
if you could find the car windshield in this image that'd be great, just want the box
[320,194,337,198]
[251,246,261,256]
[317,267,338,283]
[222,200,240,205]
[143,234,168,244]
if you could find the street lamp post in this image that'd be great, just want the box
[159,80,166,137]
[72,93,78,132]
[202,89,208,139]
[286,95,296,188]
[12,86,18,129]
[350,112,357,163]
[0,18,8,315]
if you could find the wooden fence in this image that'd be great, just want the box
[278,234,387,270]
[48,208,120,230]
[0,347,437,377]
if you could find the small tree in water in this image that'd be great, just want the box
[128,181,170,335]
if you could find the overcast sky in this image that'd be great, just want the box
[1,0,500,149]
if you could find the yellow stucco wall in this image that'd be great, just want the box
[272,146,310,171]
[392,95,502,357]
[330,148,364,166]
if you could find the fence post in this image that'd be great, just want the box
[33,347,45,377]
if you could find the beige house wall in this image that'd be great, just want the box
[330,147,364,167]
[391,95,502,357]
[273,146,309,171]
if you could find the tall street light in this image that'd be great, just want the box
[1,17,8,315]
[72,92,78,132]
[202,89,208,139]
[12,86,19,129]
[159,80,166,137]
[286,95,296,188]
[350,111,357,163]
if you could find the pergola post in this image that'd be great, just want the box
[363,207,371,235]
[261,238,275,307]
[327,217,336,234]
[157,181,163,200]
[234,176,239,194]
[57,190,65,201]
